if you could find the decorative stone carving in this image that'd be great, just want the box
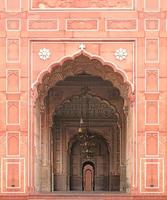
[38,48,51,60]
[33,53,133,108]
[123,106,129,117]
[32,0,134,9]
[128,91,135,106]
[79,43,86,51]
[114,48,128,61]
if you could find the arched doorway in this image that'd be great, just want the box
[32,53,133,192]
[82,162,95,191]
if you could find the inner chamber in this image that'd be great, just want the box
[44,72,126,191]
[70,136,110,191]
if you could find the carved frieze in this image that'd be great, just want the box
[31,0,134,10]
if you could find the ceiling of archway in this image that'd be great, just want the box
[53,94,119,122]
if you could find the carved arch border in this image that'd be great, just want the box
[31,51,134,107]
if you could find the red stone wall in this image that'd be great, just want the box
[0,0,167,199]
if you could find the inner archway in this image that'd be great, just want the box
[51,75,122,192]
[69,131,110,191]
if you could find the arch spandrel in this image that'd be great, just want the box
[32,51,134,107]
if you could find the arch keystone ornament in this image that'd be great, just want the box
[79,43,86,51]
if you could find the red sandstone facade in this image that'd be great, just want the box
[0,0,167,199]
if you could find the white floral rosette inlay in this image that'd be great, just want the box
[38,48,51,60]
[114,48,128,61]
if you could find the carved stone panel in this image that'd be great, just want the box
[7,132,20,156]
[145,163,159,188]
[145,101,159,124]
[144,0,159,11]
[7,101,20,124]
[145,38,159,63]
[1,158,25,193]
[7,70,20,92]
[145,69,159,92]
[106,19,137,31]
[6,0,21,11]
[6,19,20,31]
[145,19,159,31]
[28,19,58,31]
[6,39,20,62]
[145,132,159,156]
[140,159,164,193]
[66,19,98,31]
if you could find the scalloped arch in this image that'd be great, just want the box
[53,93,120,120]
[32,51,133,104]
